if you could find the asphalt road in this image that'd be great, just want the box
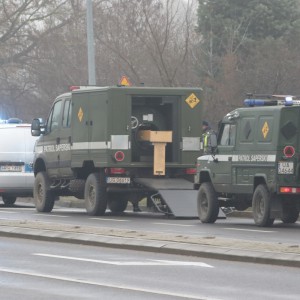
[1,236,300,300]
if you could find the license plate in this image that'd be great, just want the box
[106,177,130,184]
[278,161,294,174]
[0,165,23,172]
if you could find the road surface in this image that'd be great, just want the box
[1,236,300,300]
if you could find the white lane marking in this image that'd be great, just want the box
[89,218,129,222]
[33,253,213,268]
[33,214,68,218]
[0,267,218,300]
[224,228,275,233]
[153,222,194,227]
[0,211,18,214]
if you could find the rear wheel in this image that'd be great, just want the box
[34,172,55,213]
[197,182,219,223]
[2,196,17,207]
[85,172,107,216]
[252,184,274,227]
[108,194,128,213]
[281,205,299,224]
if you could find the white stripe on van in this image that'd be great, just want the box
[198,154,276,162]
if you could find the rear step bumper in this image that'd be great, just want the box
[134,178,225,218]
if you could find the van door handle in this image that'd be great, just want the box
[228,157,232,161]
[56,137,60,144]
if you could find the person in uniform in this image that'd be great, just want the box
[202,121,217,154]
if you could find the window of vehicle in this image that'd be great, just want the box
[62,98,72,128]
[219,124,236,146]
[240,118,255,142]
[46,100,62,133]
[281,121,297,140]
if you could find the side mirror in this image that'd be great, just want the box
[31,118,43,136]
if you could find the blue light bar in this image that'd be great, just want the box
[244,98,300,107]
[244,99,277,106]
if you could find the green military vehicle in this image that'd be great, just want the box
[195,95,300,227]
[31,86,203,217]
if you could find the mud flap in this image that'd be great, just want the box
[270,195,282,219]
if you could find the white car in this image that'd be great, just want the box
[0,123,38,206]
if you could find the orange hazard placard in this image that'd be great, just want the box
[119,76,132,86]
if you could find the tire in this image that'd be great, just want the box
[84,172,107,216]
[281,205,299,224]
[2,196,17,207]
[34,171,55,213]
[252,184,275,227]
[108,194,128,213]
[197,182,219,223]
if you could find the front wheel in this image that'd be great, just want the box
[34,172,55,213]
[85,172,107,216]
[252,184,274,227]
[197,182,219,223]
[2,196,17,207]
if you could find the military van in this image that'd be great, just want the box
[31,86,203,217]
[0,123,37,206]
[195,95,300,227]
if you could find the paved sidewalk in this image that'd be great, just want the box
[0,218,299,268]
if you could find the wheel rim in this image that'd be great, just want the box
[200,192,208,214]
[37,182,44,204]
[254,192,264,220]
[88,184,96,207]
[254,192,266,222]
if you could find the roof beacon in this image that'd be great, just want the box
[244,96,300,107]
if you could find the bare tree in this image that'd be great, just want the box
[0,0,76,120]
[94,0,199,86]
[0,0,201,120]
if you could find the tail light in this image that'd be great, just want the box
[280,187,300,193]
[109,168,126,174]
[185,168,196,175]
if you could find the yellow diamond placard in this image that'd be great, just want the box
[185,93,200,109]
[262,121,269,139]
[78,107,84,122]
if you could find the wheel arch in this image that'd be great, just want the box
[75,160,97,180]
[253,175,267,192]
[199,170,212,184]
[34,157,46,176]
